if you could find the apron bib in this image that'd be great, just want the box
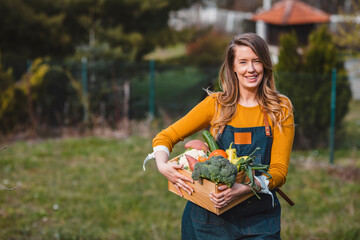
[181,111,281,240]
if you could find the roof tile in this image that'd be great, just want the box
[252,0,330,25]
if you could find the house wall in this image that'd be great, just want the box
[168,5,255,34]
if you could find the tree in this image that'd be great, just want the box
[276,31,302,73]
[0,54,28,132]
[83,0,199,62]
[276,26,352,149]
[0,0,79,60]
[0,0,199,132]
[0,57,50,133]
[0,0,197,66]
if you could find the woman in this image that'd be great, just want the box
[151,33,294,239]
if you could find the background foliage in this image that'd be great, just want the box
[0,1,359,239]
[0,0,196,63]
[276,26,352,149]
[0,1,358,150]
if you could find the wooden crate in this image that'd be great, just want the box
[168,156,254,215]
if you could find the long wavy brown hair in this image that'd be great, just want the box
[208,33,293,139]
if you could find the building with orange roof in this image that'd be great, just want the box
[252,0,330,45]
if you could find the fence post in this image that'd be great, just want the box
[111,67,120,128]
[26,60,37,133]
[81,57,89,123]
[149,59,155,119]
[329,68,337,165]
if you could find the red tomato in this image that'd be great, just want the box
[208,149,228,159]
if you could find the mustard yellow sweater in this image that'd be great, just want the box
[153,94,295,189]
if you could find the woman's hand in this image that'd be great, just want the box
[157,161,194,197]
[210,183,254,209]
[155,150,194,197]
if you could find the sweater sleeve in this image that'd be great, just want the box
[268,99,295,189]
[152,95,216,153]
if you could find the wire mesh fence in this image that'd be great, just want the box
[0,58,357,150]
[0,59,220,134]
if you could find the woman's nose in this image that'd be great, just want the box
[247,62,255,72]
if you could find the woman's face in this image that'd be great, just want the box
[233,45,264,93]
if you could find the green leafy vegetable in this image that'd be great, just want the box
[191,155,238,188]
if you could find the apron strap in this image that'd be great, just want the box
[276,188,295,206]
[263,111,271,137]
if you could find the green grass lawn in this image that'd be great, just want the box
[1,101,359,239]
[1,136,359,240]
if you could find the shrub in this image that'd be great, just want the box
[276,26,352,149]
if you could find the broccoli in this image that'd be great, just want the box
[191,155,238,188]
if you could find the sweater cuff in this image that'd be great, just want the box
[153,145,170,156]
[143,145,170,171]
[254,175,274,207]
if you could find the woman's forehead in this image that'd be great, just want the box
[234,45,259,59]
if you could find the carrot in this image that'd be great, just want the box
[185,154,199,171]
[184,140,210,152]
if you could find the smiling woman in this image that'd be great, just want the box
[149,33,295,240]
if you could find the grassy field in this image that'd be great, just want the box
[0,101,359,240]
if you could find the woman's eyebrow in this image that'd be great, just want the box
[237,57,260,61]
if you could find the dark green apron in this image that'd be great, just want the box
[181,112,281,240]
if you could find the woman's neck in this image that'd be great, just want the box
[239,91,258,107]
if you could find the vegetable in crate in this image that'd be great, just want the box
[184,140,210,152]
[185,154,198,171]
[232,147,272,199]
[178,149,207,171]
[191,155,238,188]
[208,149,228,159]
[202,130,219,152]
[225,143,237,163]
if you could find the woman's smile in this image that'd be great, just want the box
[244,75,259,82]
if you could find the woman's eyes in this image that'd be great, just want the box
[238,60,261,64]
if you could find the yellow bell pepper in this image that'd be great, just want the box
[225,142,237,161]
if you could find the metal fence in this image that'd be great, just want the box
[22,59,220,130]
[1,58,356,151]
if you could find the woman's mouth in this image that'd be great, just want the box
[245,75,258,82]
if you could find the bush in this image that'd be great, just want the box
[0,55,28,132]
[276,26,352,149]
